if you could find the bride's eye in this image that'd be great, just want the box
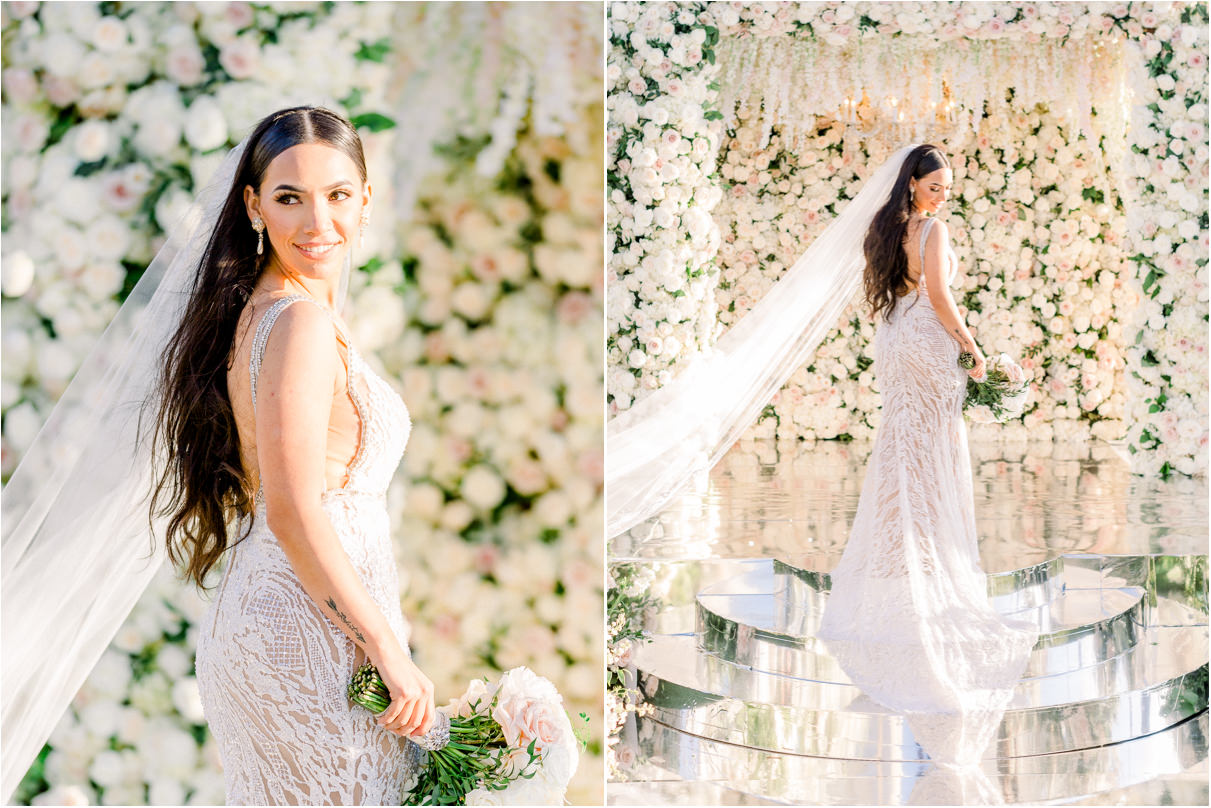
[329,189,351,201]
[274,193,299,205]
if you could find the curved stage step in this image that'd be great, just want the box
[632,554,1209,762]
[698,560,1150,681]
[635,624,1207,759]
[618,711,1208,805]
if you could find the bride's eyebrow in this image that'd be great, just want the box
[272,181,354,193]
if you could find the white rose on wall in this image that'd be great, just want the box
[461,464,507,511]
[184,97,228,152]
[72,119,110,162]
[1,250,36,297]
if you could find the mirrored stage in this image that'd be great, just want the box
[609,439,1209,805]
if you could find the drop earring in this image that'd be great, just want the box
[252,217,265,255]
[359,211,369,249]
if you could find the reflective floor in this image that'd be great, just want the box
[611,439,1209,565]
[609,438,1209,806]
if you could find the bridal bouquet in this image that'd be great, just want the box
[958,352,1031,423]
[349,664,584,805]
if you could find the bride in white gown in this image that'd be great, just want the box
[815,145,1037,773]
[152,107,436,804]
[0,108,448,805]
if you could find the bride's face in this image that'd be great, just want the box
[910,166,952,215]
[244,142,371,283]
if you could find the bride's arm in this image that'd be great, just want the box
[254,302,435,738]
[922,219,986,379]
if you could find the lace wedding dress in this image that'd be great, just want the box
[195,294,422,805]
[816,219,1037,767]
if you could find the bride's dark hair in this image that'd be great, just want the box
[862,144,950,322]
[150,106,367,589]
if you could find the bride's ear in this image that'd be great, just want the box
[361,180,373,215]
[243,184,262,224]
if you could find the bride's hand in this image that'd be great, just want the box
[370,645,436,739]
[968,348,987,381]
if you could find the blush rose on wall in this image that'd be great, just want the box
[2,1,603,805]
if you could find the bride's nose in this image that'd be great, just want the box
[303,201,333,234]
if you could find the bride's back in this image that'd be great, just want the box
[226,292,367,505]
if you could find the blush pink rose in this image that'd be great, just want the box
[492,692,565,754]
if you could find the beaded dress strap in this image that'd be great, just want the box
[250,295,341,414]
[919,217,934,267]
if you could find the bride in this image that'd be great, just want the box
[0,106,443,806]
[815,144,1036,741]
[148,106,438,804]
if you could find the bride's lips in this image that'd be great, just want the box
[294,240,341,260]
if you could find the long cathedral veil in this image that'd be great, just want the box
[0,140,260,800]
[606,144,918,537]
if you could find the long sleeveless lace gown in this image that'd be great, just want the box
[816,219,1037,766]
[195,294,422,805]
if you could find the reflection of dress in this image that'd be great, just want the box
[817,220,1036,759]
[195,295,421,805]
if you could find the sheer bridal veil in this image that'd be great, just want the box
[0,140,264,800]
[607,144,917,537]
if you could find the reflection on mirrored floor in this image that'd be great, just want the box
[608,438,1209,806]
[611,438,1208,566]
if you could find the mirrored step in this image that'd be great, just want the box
[619,710,1209,805]
[773,554,1066,614]
[635,625,1209,759]
[674,607,1209,711]
[697,561,1149,679]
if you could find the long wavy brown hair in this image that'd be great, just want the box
[150,106,367,589]
[862,144,951,323]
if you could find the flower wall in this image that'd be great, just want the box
[712,108,1138,447]
[606,0,1208,471]
[386,115,605,804]
[2,1,602,804]
[606,2,725,411]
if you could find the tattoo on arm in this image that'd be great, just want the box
[325,596,367,643]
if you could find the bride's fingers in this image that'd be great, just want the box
[406,694,429,736]
[389,695,421,735]
[377,695,406,728]
[413,698,435,737]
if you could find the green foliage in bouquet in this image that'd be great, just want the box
[349,664,543,805]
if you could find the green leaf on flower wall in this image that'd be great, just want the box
[74,159,108,178]
[355,37,391,62]
[44,106,78,150]
[350,112,396,133]
[341,87,364,110]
